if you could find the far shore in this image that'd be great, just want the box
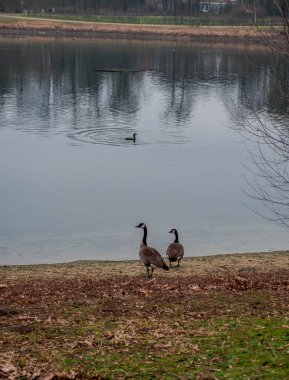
[0,14,286,44]
[1,250,289,281]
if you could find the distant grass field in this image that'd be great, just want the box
[35,14,228,26]
[0,16,23,24]
[13,13,273,27]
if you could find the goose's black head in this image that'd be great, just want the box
[169,228,177,234]
[135,223,146,229]
[133,133,137,138]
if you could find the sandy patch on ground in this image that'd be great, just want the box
[1,251,289,282]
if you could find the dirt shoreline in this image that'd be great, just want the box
[0,16,284,43]
[1,250,289,282]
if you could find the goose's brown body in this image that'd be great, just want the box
[166,229,184,267]
[136,223,169,277]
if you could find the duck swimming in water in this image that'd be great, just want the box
[125,133,137,142]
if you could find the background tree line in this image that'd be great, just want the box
[0,0,286,17]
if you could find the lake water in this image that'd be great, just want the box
[0,37,288,265]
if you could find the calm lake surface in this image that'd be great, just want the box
[0,37,288,265]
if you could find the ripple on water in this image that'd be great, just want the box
[67,126,191,147]
[67,127,146,147]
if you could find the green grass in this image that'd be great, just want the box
[58,316,289,379]
[19,13,274,27]
[0,16,23,23]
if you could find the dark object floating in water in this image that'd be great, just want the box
[125,133,137,142]
[93,68,143,73]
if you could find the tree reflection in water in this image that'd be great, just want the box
[232,54,289,227]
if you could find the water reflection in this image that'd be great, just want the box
[0,37,288,265]
[0,39,279,138]
[232,100,289,227]
[229,49,289,227]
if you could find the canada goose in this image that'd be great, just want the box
[135,223,169,278]
[125,133,137,142]
[166,228,184,267]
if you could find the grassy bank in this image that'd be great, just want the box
[18,13,273,27]
[0,13,284,42]
[0,13,280,27]
[1,252,289,378]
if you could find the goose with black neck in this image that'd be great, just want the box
[166,228,184,267]
[135,223,169,278]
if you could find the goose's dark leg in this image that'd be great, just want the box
[169,260,173,268]
[177,258,181,267]
[146,267,150,278]
[147,266,154,278]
